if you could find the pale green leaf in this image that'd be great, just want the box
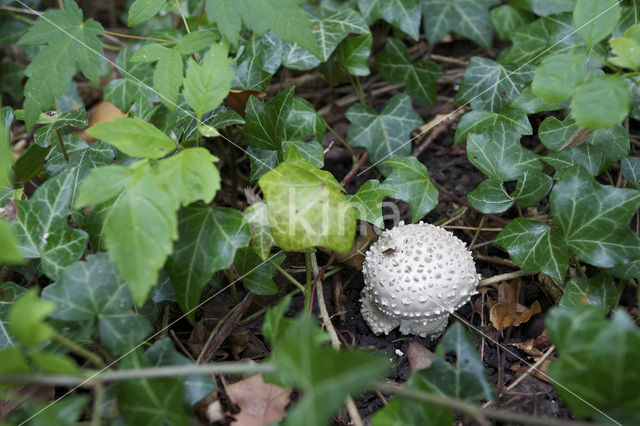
[532,53,587,102]
[87,117,176,159]
[131,44,184,110]
[156,148,221,206]
[573,0,621,48]
[9,290,55,347]
[244,202,274,260]
[0,219,24,264]
[609,24,640,69]
[570,74,631,129]
[128,0,167,26]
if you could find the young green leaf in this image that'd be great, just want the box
[244,202,274,260]
[243,87,295,150]
[571,75,631,129]
[41,253,152,356]
[383,157,439,222]
[456,57,534,113]
[205,0,321,58]
[573,0,621,48]
[127,0,167,26]
[334,33,372,76]
[466,133,542,182]
[259,157,356,253]
[9,290,55,347]
[183,43,233,121]
[347,180,396,228]
[358,0,421,40]
[156,148,221,206]
[235,247,285,295]
[12,170,88,280]
[87,117,175,159]
[467,178,513,214]
[610,24,640,69]
[558,273,616,314]
[165,205,250,323]
[0,282,26,349]
[131,43,183,110]
[375,38,442,107]
[346,94,423,169]
[0,220,24,264]
[422,0,500,48]
[531,53,587,102]
[175,30,218,55]
[18,0,104,129]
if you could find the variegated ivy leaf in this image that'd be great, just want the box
[0,282,27,349]
[358,0,421,40]
[104,49,154,112]
[244,202,274,260]
[383,157,438,223]
[466,133,542,182]
[347,180,396,228]
[622,156,640,188]
[33,109,88,148]
[455,57,534,113]
[232,34,276,91]
[422,0,500,48]
[13,169,88,280]
[311,8,369,61]
[454,108,532,144]
[467,178,512,214]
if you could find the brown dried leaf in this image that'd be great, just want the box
[1,199,17,222]
[508,338,544,358]
[74,101,127,142]
[331,222,376,270]
[489,279,541,331]
[226,89,266,116]
[510,358,552,383]
[225,374,291,426]
[406,342,434,373]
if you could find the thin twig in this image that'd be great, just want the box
[340,151,369,187]
[479,270,537,287]
[506,345,555,392]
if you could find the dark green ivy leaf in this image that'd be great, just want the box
[347,180,396,228]
[422,0,500,48]
[467,178,513,214]
[334,33,372,76]
[243,87,295,151]
[466,133,542,182]
[622,156,640,188]
[454,108,532,144]
[235,247,285,295]
[558,273,616,314]
[358,0,421,40]
[383,156,438,222]
[33,110,88,148]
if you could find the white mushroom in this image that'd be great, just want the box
[360,221,480,338]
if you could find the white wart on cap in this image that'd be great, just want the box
[360,221,479,338]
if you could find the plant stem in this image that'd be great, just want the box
[174,0,190,33]
[304,251,312,312]
[478,270,537,287]
[268,258,306,293]
[0,362,275,386]
[326,123,353,155]
[56,129,69,162]
[104,30,177,44]
[91,381,104,426]
[52,333,104,369]
[469,216,485,248]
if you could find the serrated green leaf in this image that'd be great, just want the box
[466,133,542,181]
[259,157,355,253]
[347,180,395,228]
[156,148,221,206]
[546,308,640,424]
[12,169,88,280]
[165,205,249,323]
[490,5,533,39]
[284,97,327,142]
[495,218,569,281]
[117,351,187,426]
[311,8,369,61]
[128,0,167,26]
[358,0,421,40]
[499,13,581,65]
[512,170,553,207]
[18,0,104,129]
[205,0,320,58]
[375,38,442,107]
[235,247,284,295]
[383,157,438,222]
[538,116,578,151]
[41,253,152,356]
[456,57,534,113]
[543,144,605,175]
[574,0,621,48]
[243,87,295,150]
[551,167,640,268]
[335,33,372,76]
[87,117,175,159]
[510,86,566,114]
[559,273,616,314]
[244,202,274,260]
[0,282,26,349]
[0,220,24,265]
[131,44,183,110]
[175,30,218,55]
[33,109,88,148]
[610,24,640,68]
[467,178,513,214]
[622,156,640,188]
[145,338,216,405]
[532,53,587,102]
[422,0,500,48]
[9,290,55,347]
[454,108,532,144]
[346,94,422,170]
[570,74,631,129]
[183,43,233,121]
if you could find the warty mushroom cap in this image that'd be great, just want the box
[360,221,479,338]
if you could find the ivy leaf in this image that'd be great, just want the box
[1,106,13,189]
[131,43,183,110]
[0,282,26,349]
[454,108,532,144]
[33,110,88,148]
[13,169,88,280]
[243,87,295,150]
[422,0,500,48]
[551,167,640,268]
[41,253,152,356]
[495,218,569,281]
[312,9,369,61]
[510,87,566,114]
[538,116,578,151]
[244,202,274,260]
[282,140,324,168]
[87,117,176,159]
[128,0,167,26]
[347,180,395,228]
[14,143,51,182]
[44,137,114,178]
[335,33,372,76]
[375,39,442,107]
[383,157,439,222]
[455,57,534,113]
[230,35,274,91]
[117,351,187,426]
[259,157,356,253]
[18,0,104,129]
[531,53,587,102]
[622,156,640,188]
[346,94,423,170]
[558,273,616,314]
[205,0,320,58]
[358,0,421,40]
[165,205,250,323]
[587,124,630,164]
[512,170,553,207]
[467,178,513,214]
[546,308,640,424]
[235,247,285,295]
[284,97,327,142]
[466,133,542,182]
[525,0,576,16]
[544,144,605,176]
[570,75,631,129]
[490,5,533,39]
[183,43,233,121]
[573,0,622,48]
